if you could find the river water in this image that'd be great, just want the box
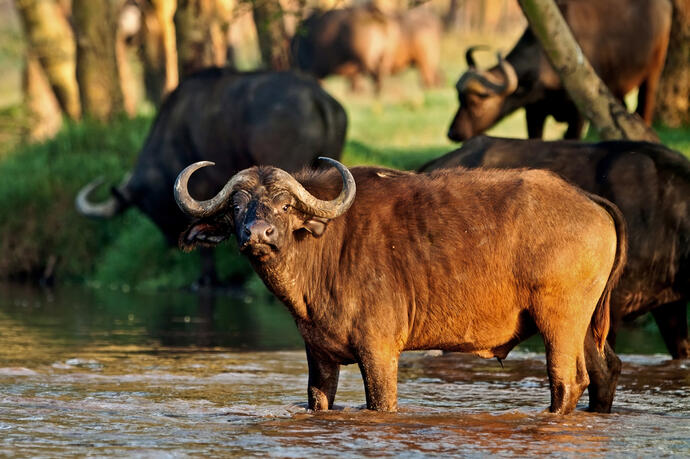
[0,283,688,457]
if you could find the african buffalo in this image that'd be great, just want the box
[76,69,347,284]
[447,0,672,141]
[420,135,690,363]
[291,5,442,92]
[174,158,626,414]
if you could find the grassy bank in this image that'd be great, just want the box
[1,62,689,291]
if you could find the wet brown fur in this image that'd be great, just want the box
[182,165,626,415]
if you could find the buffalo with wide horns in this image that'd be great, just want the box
[175,158,626,414]
[76,69,347,284]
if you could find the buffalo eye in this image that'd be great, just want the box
[282,204,290,212]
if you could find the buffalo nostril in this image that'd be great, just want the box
[265,226,274,237]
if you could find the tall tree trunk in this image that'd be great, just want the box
[655,0,690,127]
[252,0,290,70]
[116,1,140,116]
[73,0,125,122]
[444,0,462,31]
[518,0,659,142]
[14,0,81,120]
[139,0,179,102]
[174,0,227,78]
[23,52,62,141]
[137,1,167,105]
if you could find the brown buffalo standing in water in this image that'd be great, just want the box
[174,158,626,414]
[447,0,672,141]
[292,5,442,92]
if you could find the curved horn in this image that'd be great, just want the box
[174,161,253,218]
[465,45,490,68]
[456,70,508,94]
[457,54,518,95]
[175,158,356,220]
[496,52,518,95]
[271,157,356,220]
[75,174,130,218]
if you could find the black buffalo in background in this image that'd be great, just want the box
[420,136,690,362]
[447,0,672,141]
[76,69,347,285]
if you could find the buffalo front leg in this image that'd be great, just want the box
[652,300,690,360]
[357,347,399,412]
[198,247,219,287]
[306,347,340,411]
[584,329,621,413]
[525,104,547,139]
[563,114,585,139]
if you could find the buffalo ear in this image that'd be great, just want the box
[301,217,329,237]
[179,220,231,251]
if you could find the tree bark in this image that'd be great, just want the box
[518,0,659,142]
[444,0,462,30]
[143,0,179,101]
[73,0,125,122]
[14,0,81,120]
[116,1,140,116]
[655,0,690,127]
[174,0,227,78]
[23,51,62,141]
[251,0,290,71]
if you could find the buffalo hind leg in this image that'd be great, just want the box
[584,330,621,413]
[357,347,399,412]
[306,346,340,411]
[652,300,690,360]
[635,38,668,124]
[544,334,590,414]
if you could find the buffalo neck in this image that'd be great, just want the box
[248,217,346,323]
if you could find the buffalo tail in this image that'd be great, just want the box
[586,192,628,354]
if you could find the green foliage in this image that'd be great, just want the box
[0,117,146,281]
[656,125,690,156]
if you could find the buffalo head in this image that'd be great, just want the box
[175,158,356,261]
[447,47,518,142]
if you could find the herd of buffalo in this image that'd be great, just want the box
[76,0,688,415]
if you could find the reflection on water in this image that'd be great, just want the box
[0,284,688,456]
